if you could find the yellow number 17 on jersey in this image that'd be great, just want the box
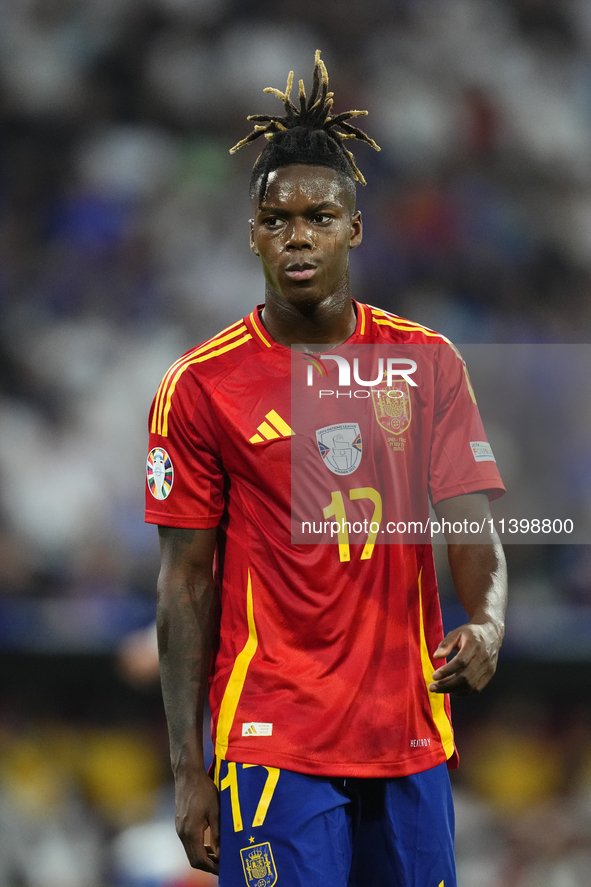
[323,487,382,562]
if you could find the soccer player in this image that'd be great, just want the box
[146,52,507,887]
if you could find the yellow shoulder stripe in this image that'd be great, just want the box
[371,316,475,402]
[373,317,445,336]
[152,320,246,433]
[156,334,252,437]
[370,306,400,321]
[370,308,476,401]
[371,308,445,337]
[371,307,441,334]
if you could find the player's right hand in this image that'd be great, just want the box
[174,768,220,875]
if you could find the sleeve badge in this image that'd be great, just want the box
[146,447,174,499]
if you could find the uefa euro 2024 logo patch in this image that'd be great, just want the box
[146,447,174,499]
[316,423,362,475]
[240,842,277,887]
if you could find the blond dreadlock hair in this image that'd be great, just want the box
[230,50,380,203]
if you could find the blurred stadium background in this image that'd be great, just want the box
[1,0,591,884]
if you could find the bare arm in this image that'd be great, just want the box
[157,525,220,874]
[430,492,507,695]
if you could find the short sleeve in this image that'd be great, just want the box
[428,345,505,505]
[145,375,224,528]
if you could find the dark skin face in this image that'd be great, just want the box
[249,165,362,347]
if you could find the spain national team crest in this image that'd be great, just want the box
[316,423,362,475]
[371,379,412,435]
[146,447,174,499]
[240,841,277,887]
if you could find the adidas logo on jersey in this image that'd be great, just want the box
[242,722,273,736]
[249,410,294,444]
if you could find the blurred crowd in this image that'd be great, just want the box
[0,703,217,886]
[1,0,591,885]
[453,697,591,887]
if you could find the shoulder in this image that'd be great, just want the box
[359,302,471,388]
[150,314,260,437]
[362,304,453,347]
[157,315,262,390]
[363,302,468,362]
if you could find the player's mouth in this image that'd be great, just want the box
[284,263,317,281]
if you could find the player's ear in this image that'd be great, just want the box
[249,219,260,255]
[349,210,362,250]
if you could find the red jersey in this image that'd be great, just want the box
[145,302,505,778]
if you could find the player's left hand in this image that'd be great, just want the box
[429,620,503,695]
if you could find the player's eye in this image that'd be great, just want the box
[262,216,284,229]
[313,213,333,224]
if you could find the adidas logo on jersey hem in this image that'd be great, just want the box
[242,722,273,736]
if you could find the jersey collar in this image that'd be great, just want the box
[246,300,368,351]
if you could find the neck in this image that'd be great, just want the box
[261,275,357,350]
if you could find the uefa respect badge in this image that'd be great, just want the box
[316,423,362,475]
[146,447,174,499]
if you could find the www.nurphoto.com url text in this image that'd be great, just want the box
[301,518,574,536]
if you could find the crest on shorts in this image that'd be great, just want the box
[146,447,174,499]
[371,379,411,435]
[316,423,362,475]
[240,842,277,887]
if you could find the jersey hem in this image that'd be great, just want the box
[219,743,452,779]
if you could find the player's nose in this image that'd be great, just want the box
[286,218,313,249]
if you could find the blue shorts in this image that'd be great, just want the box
[216,760,456,887]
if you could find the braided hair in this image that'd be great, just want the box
[230,50,380,203]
